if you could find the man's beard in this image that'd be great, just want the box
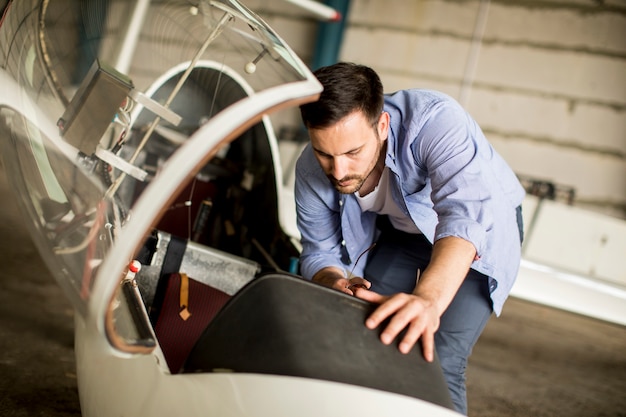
[328,174,366,194]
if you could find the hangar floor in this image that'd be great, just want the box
[0,162,624,417]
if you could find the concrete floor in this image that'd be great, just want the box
[0,161,625,417]
[0,163,80,416]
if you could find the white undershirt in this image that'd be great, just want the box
[356,167,422,234]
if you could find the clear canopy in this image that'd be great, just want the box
[0,0,320,319]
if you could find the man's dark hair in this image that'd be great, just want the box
[300,62,384,129]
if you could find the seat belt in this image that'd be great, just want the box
[149,235,187,324]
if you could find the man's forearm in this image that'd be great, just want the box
[413,235,476,315]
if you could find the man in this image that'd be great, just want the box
[295,62,525,415]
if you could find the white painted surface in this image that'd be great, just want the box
[75,312,462,417]
[523,197,626,286]
[511,195,626,325]
[512,259,626,326]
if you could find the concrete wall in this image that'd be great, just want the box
[248,0,626,219]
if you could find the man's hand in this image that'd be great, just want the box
[312,266,371,295]
[354,236,477,360]
[355,289,440,360]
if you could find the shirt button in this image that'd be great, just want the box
[339,200,343,206]
[341,240,346,246]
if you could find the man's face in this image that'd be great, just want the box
[309,111,389,194]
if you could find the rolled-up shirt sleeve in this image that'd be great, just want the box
[294,151,346,279]
[412,100,494,257]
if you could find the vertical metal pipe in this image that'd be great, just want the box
[114,0,151,74]
[459,0,490,107]
[310,0,351,70]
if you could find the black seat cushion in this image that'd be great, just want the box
[183,273,454,410]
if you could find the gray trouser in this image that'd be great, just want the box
[363,228,493,415]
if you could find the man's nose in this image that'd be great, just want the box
[331,157,348,180]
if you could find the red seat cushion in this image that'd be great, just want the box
[153,273,231,373]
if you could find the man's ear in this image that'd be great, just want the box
[378,111,390,140]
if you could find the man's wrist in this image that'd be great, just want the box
[412,277,447,316]
[312,267,346,289]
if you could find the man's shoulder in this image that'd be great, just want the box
[385,88,460,117]
[295,143,314,167]
[385,88,455,106]
[384,88,463,140]
[295,144,323,177]
[384,89,467,135]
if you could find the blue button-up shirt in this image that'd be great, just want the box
[295,89,525,315]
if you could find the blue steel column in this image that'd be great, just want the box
[310,0,351,70]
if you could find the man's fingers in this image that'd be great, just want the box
[377,299,423,346]
[398,320,425,354]
[420,330,435,362]
[354,287,387,304]
[364,294,409,330]
[357,292,440,360]
[347,277,371,290]
[331,278,353,294]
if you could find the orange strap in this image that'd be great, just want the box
[179,273,191,321]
